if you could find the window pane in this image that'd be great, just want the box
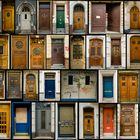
[68,75,73,85]
[41,111,46,129]
[85,76,90,85]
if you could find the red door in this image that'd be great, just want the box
[103,108,114,133]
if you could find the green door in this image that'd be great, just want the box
[56,6,65,28]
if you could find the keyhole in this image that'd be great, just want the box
[25,14,27,19]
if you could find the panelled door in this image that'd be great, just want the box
[119,74,138,102]
[12,36,28,69]
[52,39,64,65]
[107,3,120,32]
[84,108,94,136]
[89,38,103,67]
[91,4,106,32]
[0,35,8,69]
[130,6,139,29]
[39,3,50,31]
[8,72,21,98]
[0,105,10,138]
[36,103,51,136]
[45,73,55,99]
[103,108,114,133]
[73,4,84,31]
[111,38,121,65]
[120,105,135,136]
[2,6,14,32]
[30,37,45,69]
[0,72,4,98]
[56,6,65,29]
[58,105,75,137]
[130,36,140,63]
[26,74,36,99]
[103,77,113,98]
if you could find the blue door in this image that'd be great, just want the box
[45,79,55,98]
[103,77,113,98]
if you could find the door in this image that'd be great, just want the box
[107,3,120,32]
[0,72,4,98]
[36,103,51,136]
[130,6,139,29]
[58,105,75,137]
[52,39,64,65]
[15,108,29,134]
[39,3,50,31]
[2,6,14,32]
[8,72,21,98]
[103,77,113,98]
[84,108,94,136]
[45,73,55,99]
[0,105,10,138]
[130,36,140,63]
[103,108,114,133]
[30,37,45,69]
[89,38,103,67]
[12,36,28,69]
[120,105,135,136]
[21,7,31,31]
[26,74,36,99]
[73,4,84,31]
[91,4,106,32]
[0,35,8,69]
[111,38,121,65]
[119,74,138,102]
[56,6,65,29]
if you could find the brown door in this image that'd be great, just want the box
[130,36,140,63]
[89,39,103,67]
[111,38,121,65]
[84,108,94,136]
[91,4,106,32]
[0,35,8,69]
[130,6,139,29]
[103,108,114,133]
[2,6,14,32]
[107,3,120,32]
[30,36,45,69]
[73,4,84,31]
[119,74,138,102]
[26,74,36,99]
[39,2,50,31]
[12,36,28,69]
[52,39,64,65]
[120,105,135,136]
[0,72,4,98]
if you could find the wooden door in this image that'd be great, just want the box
[0,35,8,69]
[0,105,10,137]
[130,6,139,29]
[56,6,65,29]
[91,4,106,32]
[12,36,28,69]
[103,108,114,133]
[39,3,50,31]
[30,37,45,69]
[119,74,138,102]
[84,108,94,136]
[58,105,75,137]
[0,72,4,98]
[2,6,14,32]
[130,36,140,63]
[73,4,84,31]
[7,72,21,98]
[52,39,64,65]
[89,38,103,67]
[107,3,120,32]
[120,105,135,136]
[111,39,121,65]
[26,74,36,99]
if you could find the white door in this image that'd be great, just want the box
[21,12,31,30]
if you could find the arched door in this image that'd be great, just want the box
[130,6,139,29]
[73,4,85,31]
[26,74,36,98]
[21,6,31,31]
